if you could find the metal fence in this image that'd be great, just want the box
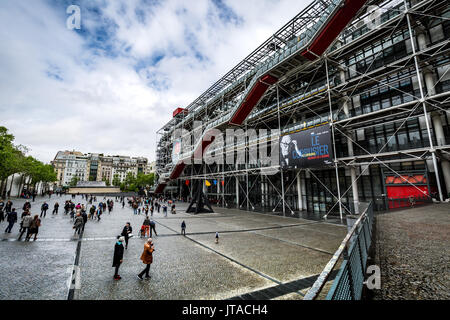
[303,201,374,300]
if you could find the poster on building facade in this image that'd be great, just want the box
[280,124,334,169]
[172,139,181,163]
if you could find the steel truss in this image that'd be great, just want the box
[156,0,450,219]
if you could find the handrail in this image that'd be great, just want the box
[303,202,373,300]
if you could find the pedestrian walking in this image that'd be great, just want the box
[142,216,150,237]
[73,213,83,236]
[40,202,49,218]
[4,208,17,233]
[18,209,28,233]
[0,200,5,222]
[121,222,133,250]
[89,205,95,220]
[18,212,33,240]
[181,221,186,236]
[112,236,125,280]
[149,220,158,237]
[163,205,167,217]
[137,238,154,280]
[23,201,31,212]
[5,200,12,213]
[215,232,219,244]
[25,215,41,241]
[52,202,59,215]
[81,210,88,232]
[97,207,102,221]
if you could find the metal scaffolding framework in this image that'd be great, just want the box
[156,0,450,219]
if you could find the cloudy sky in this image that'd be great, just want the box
[0,0,309,164]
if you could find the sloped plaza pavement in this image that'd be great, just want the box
[0,195,347,300]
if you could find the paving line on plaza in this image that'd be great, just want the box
[67,230,83,300]
[156,220,324,237]
[153,219,307,298]
[251,231,335,256]
[0,220,328,243]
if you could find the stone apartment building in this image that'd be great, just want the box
[52,151,152,187]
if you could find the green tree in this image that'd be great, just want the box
[0,127,20,185]
[102,177,111,186]
[69,176,79,187]
[124,172,136,187]
[136,173,155,188]
[112,174,121,187]
[1,126,58,196]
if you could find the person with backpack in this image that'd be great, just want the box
[18,209,29,234]
[73,213,84,236]
[112,237,125,280]
[26,215,41,241]
[142,216,150,237]
[40,202,49,218]
[18,212,33,240]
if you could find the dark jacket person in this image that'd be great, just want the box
[121,223,132,250]
[112,237,125,280]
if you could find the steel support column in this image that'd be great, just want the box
[405,2,444,201]
[277,85,286,217]
[326,58,343,220]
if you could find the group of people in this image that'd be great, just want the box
[127,196,178,218]
[0,194,120,240]
[0,199,41,241]
[2,194,221,283]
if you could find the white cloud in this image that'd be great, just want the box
[0,0,309,164]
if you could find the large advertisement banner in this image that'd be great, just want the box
[172,139,181,163]
[280,125,334,169]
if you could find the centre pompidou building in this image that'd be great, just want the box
[155,0,450,219]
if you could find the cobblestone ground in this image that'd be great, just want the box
[373,203,450,300]
[0,195,347,300]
